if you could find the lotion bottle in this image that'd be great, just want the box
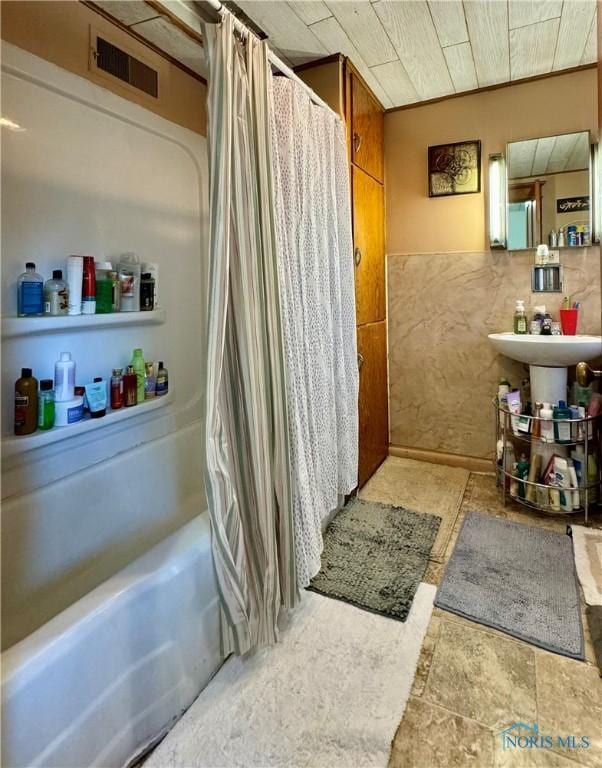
[54,352,75,402]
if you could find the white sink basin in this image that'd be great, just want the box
[488,333,602,367]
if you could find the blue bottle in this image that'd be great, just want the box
[17,262,44,317]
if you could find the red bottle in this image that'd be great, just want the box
[81,256,96,314]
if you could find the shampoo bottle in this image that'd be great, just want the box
[553,401,572,443]
[14,368,38,435]
[540,402,554,442]
[130,348,146,404]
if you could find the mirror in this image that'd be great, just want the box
[506,131,592,250]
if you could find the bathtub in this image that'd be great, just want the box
[1,511,222,768]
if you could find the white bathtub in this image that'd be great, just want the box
[1,512,222,768]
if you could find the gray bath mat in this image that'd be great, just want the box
[308,498,441,621]
[435,512,584,659]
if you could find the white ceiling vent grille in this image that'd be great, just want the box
[93,35,159,98]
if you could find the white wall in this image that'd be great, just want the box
[1,44,209,648]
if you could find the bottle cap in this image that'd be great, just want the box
[40,379,53,391]
[133,348,143,356]
[26,262,35,270]
[95,261,113,271]
[158,361,164,368]
[21,367,32,378]
[126,365,134,373]
[559,400,566,408]
[52,270,63,280]
[141,273,152,280]
[60,352,72,362]
[112,368,123,376]
[93,377,103,383]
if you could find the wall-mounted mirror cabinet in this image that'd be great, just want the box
[505,130,594,251]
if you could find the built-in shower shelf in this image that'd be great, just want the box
[2,390,174,458]
[1,308,166,339]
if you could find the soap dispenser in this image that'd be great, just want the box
[514,300,527,334]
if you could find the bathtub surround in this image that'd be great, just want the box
[309,499,440,621]
[388,246,602,460]
[435,513,584,659]
[145,584,436,768]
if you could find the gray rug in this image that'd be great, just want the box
[308,498,441,621]
[435,512,584,659]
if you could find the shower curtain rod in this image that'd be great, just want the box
[204,0,338,118]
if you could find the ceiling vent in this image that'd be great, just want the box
[93,35,159,98]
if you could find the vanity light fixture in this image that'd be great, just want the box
[488,152,507,249]
[591,142,600,244]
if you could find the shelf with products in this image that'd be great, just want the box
[2,389,174,459]
[1,308,166,339]
[493,400,602,522]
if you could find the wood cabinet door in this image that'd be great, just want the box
[353,166,385,325]
[357,320,388,487]
[350,73,384,183]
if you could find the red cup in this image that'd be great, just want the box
[559,308,579,335]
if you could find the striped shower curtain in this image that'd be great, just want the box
[204,16,297,656]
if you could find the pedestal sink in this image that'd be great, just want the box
[488,333,602,403]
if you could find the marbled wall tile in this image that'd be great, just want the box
[387,247,601,459]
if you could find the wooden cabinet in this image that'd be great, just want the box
[350,73,384,183]
[352,166,385,325]
[348,66,387,486]
[357,321,388,486]
[298,56,388,488]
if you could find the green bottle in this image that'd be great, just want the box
[517,454,530,499]
[130,348,146,404]
[513,300,527,334]
[38,379,55,430]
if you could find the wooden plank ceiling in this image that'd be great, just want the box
[237,0,597,109]
[92,0,596,110]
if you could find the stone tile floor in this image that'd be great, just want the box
[389,470,602,768]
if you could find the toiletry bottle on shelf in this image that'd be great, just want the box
[517,454,529,499]
[558,227,565,247]
[38,379,55,430]
[111,368,123,410]
[130,348,146,404]
[119,253,141,312]
[510,462,519,498]
[95,262,114,314]
[513,300,527,334]
[15,368,38,435]
[67,256,84,316]
[549,229,557,248]
[144,362,156,399]
[156,361,169,397]
[123,366,137,407]
[553,401,572,443]
[140,273,155,311]
[54,352,75,402]
[17,262,44,317]
[540,402,554,442]
[81,256,96,314]
[44,270,69,316]
[109,270,121,312]
[532,306,545,334]
[87,378,107,419]
[532,402,542,439]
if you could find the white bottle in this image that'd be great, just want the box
[540,402,554,442]
[54,352,75,402]
[67,256,83,316]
